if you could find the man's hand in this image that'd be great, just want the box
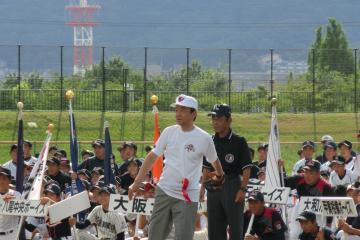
[68,216,76,227]
[235,189,245,203]
[244,233,259,240]
[199,184,206,202]
[2,194,14,202]
[40,197,52,205]
[278,159,284,168]
[128,181,141,200]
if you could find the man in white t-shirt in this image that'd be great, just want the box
[128,94,225,240]
[0,166,21,240]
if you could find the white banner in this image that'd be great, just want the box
[109,195,155,215]
[265,104,282,188]
[320,197,357,217]
[298,197,322,214]
[48,191,90,224]
[109,195,208,215]
[0,198,49,217]
[246,184,290,204]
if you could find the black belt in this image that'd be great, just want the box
[0,229,13,235]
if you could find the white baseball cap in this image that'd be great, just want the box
[321,135,334,142]
[170,94,198,110]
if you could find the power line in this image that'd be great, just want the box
[2,18,360,29]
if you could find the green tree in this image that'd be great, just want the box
[308,18,354,75]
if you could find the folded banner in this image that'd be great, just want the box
[48,191,90,224]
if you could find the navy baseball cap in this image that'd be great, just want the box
[44,183,61,196]
[248,191,264,202]
[0,167,12,180]
[23,140,32,148]
[303,160,321,172]
[91,167,104,175]
[324,141,337,150]
[77,169,91,180]
[92,139,105,148]
[338,140,352,149]
[47,157,60,165]
[330,155,346,166]
[257,144,269,151]
[296,211,316,221]
[81,149,94,157]
[302,140,315,149]
[208,104,231,118]
[99,185,116,195]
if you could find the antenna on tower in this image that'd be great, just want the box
[66,0,100,75]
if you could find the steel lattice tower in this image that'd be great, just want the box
[66,0,100,75]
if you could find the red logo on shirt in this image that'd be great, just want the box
[185,144,195,152]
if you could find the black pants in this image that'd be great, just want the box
[207,176,244,240]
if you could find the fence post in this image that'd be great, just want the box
[123,68,128,112]
[270,49,274,99]
[102,47,106,112]
[354,49,359,133]
[228,49,232,106]
[312,49,317,141]
[17,45,21,102]
[186,48,190,94]
[60,46,64,111]
[143,47,148,112]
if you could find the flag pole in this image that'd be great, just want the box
[16,101,25,240]
[151,94,163,183]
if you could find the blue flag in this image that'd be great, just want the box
[69,104,84,194]
[16,113,24,193]
[104,123,116,185]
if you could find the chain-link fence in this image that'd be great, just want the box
[0,45,359,113]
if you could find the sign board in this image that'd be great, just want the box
[246,185,290,204]
[110,195,208,215]
[0,198,49,217]
[298,197,322,214]
[109,195,155,215]
[320,197,357,217]
[48,191,90,224]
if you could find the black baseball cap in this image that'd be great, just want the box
[257,144,269,151]
[99,185,116,195]
[44,183,61,196]
[330,155,346,166]
[208,104,231,118]
[324,141,337,150]
[81,149,94,157]
[91,167,104,175]
[338,140,352,149]
[81,179,92,191]
[303,160,321,172]
[47,157,60,165]
[92,139,105,148]
[9,144,17,152]
[302,140,315,149]
[0,167,12,180]
[23,140,32,148]
[117,141,137,151]
[128,158,142,167]
[296,211,316,222]
[248,191,264,202]
[77,169,91,180]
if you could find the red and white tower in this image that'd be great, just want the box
[66,0,100,75]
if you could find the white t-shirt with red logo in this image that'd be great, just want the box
[152,125,218,202]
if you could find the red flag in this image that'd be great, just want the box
[152,106,163,183]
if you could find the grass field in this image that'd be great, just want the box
[0,111,359,173]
